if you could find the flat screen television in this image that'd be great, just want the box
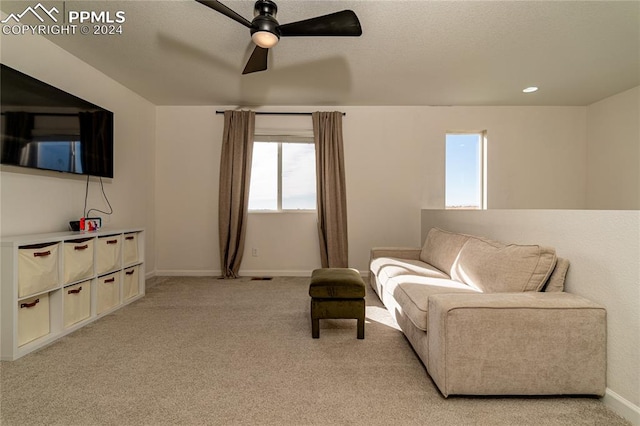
[1,64,114,178]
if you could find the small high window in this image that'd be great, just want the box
[445,132,487,210]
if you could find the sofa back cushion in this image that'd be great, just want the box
[542,257,569,292]
[420,228,470,275]
[450,237,557,293]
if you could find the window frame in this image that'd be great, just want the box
[249,136,317,213]
[444,131,487,210]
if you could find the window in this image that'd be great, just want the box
[445,132,487,209]
[248,138,316,211]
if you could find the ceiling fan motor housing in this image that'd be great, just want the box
[251,0,280,39]
[253,0,277,17]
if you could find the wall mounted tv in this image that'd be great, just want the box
[1,64,114,178]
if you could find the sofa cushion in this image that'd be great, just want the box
[389,276,480,331]
[450,237,557,293]
[370,257,450,286]
[542,257,569,292]
[420,228,470,275]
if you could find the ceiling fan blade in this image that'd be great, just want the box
[279,10,362,37]
[243,46,269,74]
[195,0,252,28]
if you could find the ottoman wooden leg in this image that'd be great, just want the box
[310,297,365,339]
[312,318,320,338]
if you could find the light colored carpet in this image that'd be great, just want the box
[0,276,630,425]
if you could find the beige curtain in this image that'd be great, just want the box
[313,111,349,268]
[218,110,255,278]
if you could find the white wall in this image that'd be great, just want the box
[0,32,157,272]
[242,212,322,276]
[420,209,640,424]
[154,106,425,275]
[586,87,640,210]
[154,107,220,275]
[420,106,587,209]
[154,105,587,275]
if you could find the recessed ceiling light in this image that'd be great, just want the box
[523,86,539,93]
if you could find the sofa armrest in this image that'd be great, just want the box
[370,247,422,261]
[427,292,606,397]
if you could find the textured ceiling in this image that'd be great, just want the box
[2,0,639,106]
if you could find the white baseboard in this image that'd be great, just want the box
[154,269,369,278]
[154,269,221,277]
[604,388,640,425]
[154,269,308,277]
[240,270,313,277]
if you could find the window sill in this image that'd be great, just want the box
[248,210,317,214]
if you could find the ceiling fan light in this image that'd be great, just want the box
[252,30,279,48]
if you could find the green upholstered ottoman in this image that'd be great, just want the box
[309,268,365,339]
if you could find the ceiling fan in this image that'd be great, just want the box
[195,0,362,75]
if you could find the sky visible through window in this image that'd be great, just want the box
[445,133,482,209]
[248,142,277,210]
[282,143,316,209]
[248,141,316,211]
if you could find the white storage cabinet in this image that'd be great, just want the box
[1,228,145,360]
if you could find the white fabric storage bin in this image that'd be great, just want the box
[64,238,94,284]
[63,281,91,328]
[123,266,139,300]
[96,235,121,275]
[97,272,120,314]
[123,233,139,265]
[18,243,60,297]
[18,293,50,346]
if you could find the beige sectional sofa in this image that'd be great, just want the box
[369,228,606,397]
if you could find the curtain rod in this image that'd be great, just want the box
[215,111,345,116]
[1,112,79,117]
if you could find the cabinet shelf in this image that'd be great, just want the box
[1,228,145,360]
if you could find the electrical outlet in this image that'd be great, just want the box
[252,248,258,257]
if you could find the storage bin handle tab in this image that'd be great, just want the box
[125,270,135,276]
[106,240,118,245]
[33,251,51,257]
[67,287,82,294]
[20,299,40,309]
[104,277,116,283]
[74,245,89,251]
[125,236,135,241]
